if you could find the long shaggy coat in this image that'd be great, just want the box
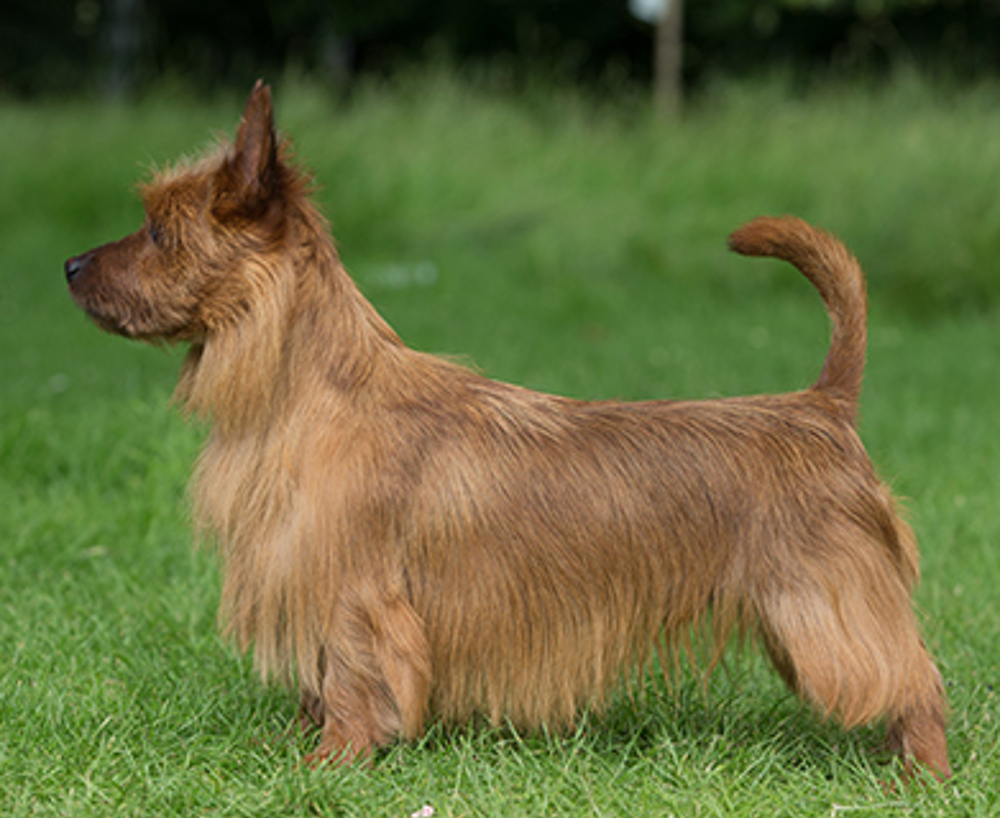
[65,82,951,780]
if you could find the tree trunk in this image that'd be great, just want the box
[106,0,144,100]
[655,0,684,116]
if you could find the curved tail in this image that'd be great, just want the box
[728,216,868,423]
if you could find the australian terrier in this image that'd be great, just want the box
[66,82,951,780]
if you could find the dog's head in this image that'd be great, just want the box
[65,81,300,342]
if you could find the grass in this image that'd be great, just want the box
[2,71,999,815]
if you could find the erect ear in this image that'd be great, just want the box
[212,80,282,223]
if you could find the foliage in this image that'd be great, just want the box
[4,0,1000,97]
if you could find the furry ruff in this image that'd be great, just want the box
[65,82,951,780]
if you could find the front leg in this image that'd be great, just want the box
[304,584,432,765]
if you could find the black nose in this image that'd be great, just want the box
[65,255,86,283]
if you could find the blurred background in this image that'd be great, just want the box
[3,3,1000,814]
[5,0,1000,101]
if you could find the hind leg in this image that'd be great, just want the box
[882,659,951,782]
[756,550,951,780]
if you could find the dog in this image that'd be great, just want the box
[65,81,951,781]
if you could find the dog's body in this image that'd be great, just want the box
[66,83,951,780]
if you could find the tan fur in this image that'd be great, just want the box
[65,82,951,780]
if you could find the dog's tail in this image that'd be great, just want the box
[728,216,868,422]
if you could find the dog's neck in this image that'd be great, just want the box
[174,198,405,436]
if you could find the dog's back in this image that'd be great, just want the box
[377,217,947,775]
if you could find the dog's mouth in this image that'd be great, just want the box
[66,273,144,341]
[65,252,163,341]
[80,303,137,338]
[68,283,197,345]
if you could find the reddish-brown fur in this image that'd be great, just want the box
[65,82,951,780]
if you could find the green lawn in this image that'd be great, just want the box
[1,73,998,816]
